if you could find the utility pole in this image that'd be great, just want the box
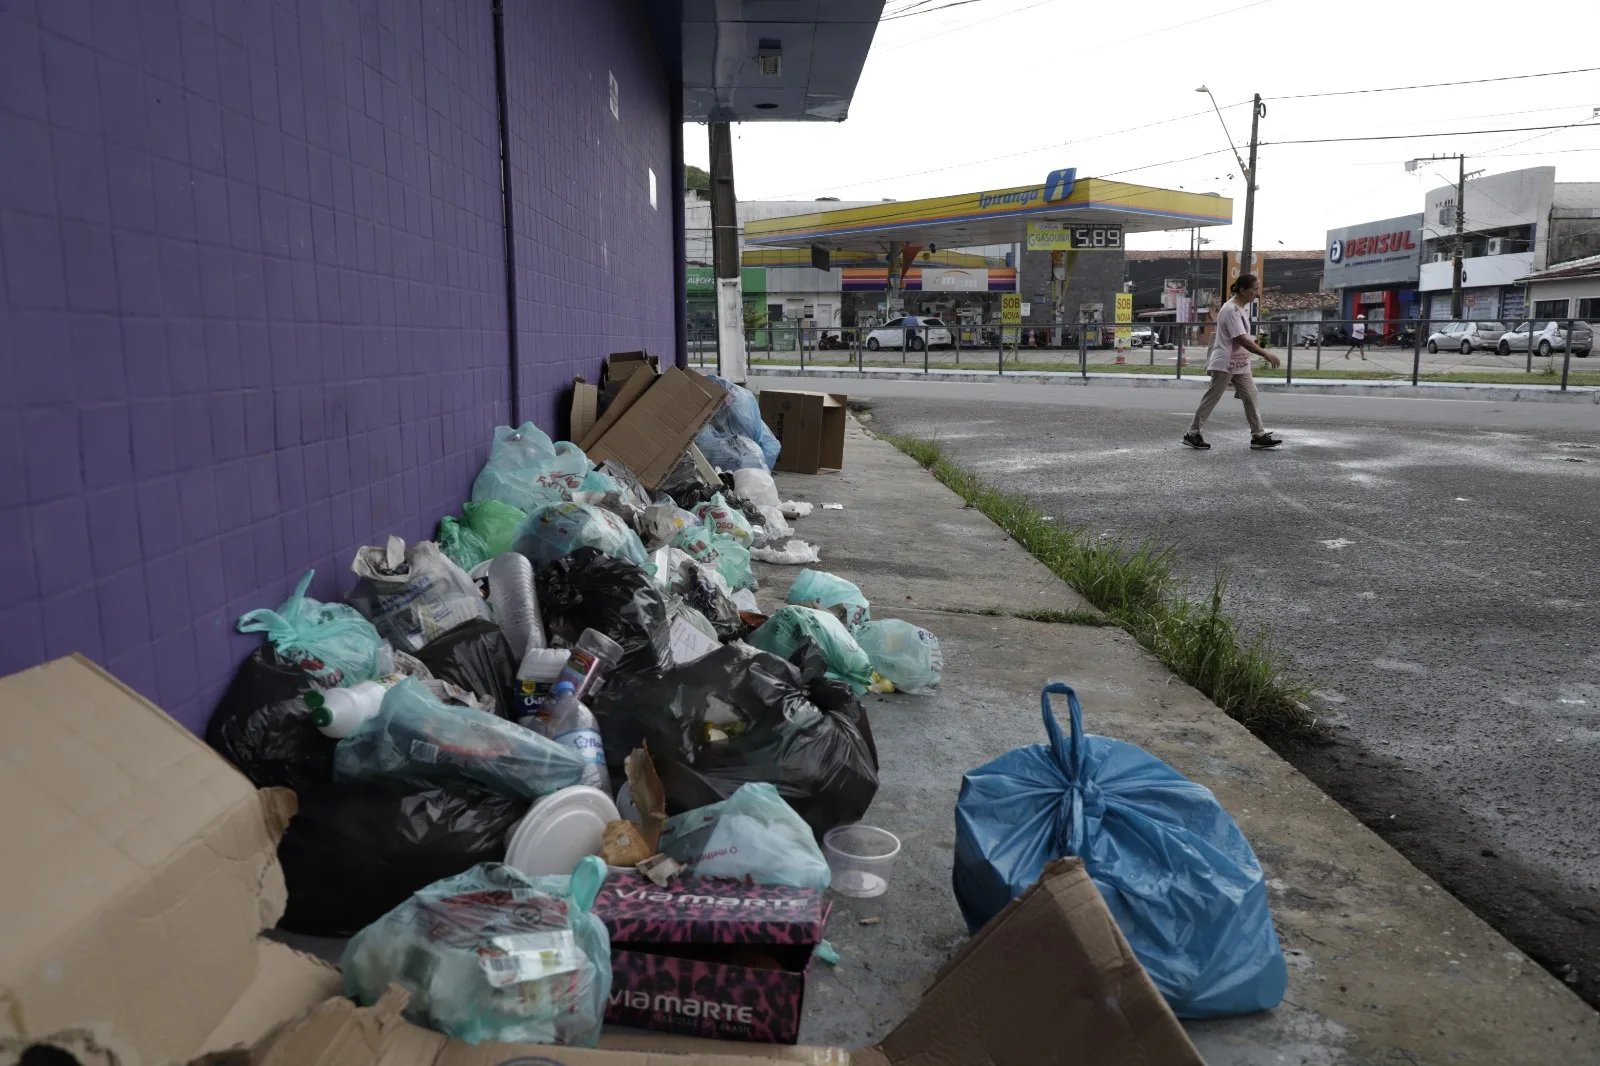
[1240,93,1264,284]
[1406,154,1481,320]
[1452,154,1465,319]
[708,123,746,381]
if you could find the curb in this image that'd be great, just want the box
[744,365,1600,404]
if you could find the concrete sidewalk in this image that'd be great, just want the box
[766,417,1600,1064]
[746,364,1600,404]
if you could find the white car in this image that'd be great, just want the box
[1496,320,1594,357]
[865,317,953,351]
[1425,321,1505,355]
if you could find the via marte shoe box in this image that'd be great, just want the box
[588,872,829,1045]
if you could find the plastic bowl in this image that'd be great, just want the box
[823,824,901,898]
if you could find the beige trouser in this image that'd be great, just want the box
[1189,371,1265,436]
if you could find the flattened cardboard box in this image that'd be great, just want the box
[586,368,727,490]
[569,379,599,446]
[224,859,1200,1066]
[0,655,336,1066]
[756,392,846,475]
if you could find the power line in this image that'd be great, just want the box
[881,0,996,18]
[1267,66,1600,101]
[1262,123,1600,146]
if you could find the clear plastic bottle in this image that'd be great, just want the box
[555,628,624,699]
[538,681,610,795]
[485,552,543,660]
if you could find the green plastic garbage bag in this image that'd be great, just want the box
[237,570,385,687]
[471,423,589,511]
[856,619,943,693]
[671,518,755,592]
[514,501,650,572]
[746,606,874,693]
[440,500,532,571]
[785,569,870,629]
[659,783,831,889]
[693,493,754,547]
[342,857,611,1046]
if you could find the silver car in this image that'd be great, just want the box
[1495,321,1594,358]
[1425,320,1506,355]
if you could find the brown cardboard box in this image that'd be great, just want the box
[756,392,846,474]
[602,352,660,394]
[569,379,600,445]
[224,859,1200,1066]
[0,655,339,1066]
[586,368,727,490]
[578,363,659,452]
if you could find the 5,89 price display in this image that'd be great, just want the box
[1025,221,1124,251]
[1067,225,1122,249]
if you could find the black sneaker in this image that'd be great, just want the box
[1182,432,1211,450]
[1251,433,1282,450]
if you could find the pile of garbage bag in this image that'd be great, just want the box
[203,386,1015,1053]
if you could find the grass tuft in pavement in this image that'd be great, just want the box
[885,432,1317,740]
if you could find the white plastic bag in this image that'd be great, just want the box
[750,539,821,565]
[732,467,782,509]
[471,424,590,511]
[348,538,492,653]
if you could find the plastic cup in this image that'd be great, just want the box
[823,824,901,898]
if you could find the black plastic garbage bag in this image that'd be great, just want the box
[415,619,520,718]
[206,646,335,792]
[277,780,528,937]
[537,547,669,673]
[589,643,879,835]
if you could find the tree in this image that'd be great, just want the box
[742,303,768,331]
[685,165,710,192]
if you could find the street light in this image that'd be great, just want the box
[1195,86,1248,180]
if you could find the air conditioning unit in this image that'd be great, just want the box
[1485,238,1504,256]
[1431,252,1447,263]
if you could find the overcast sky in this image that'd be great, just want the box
[682,0,1600,252]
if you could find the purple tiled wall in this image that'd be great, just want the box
[1,0,679,732]
[502,1,676,431]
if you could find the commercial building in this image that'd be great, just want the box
[1419,166,1600,322]
[0,1,881,729]
[1321,213,1424,332]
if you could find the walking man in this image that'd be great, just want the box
[1183,273,1282,451]
[1343,312,1367,360]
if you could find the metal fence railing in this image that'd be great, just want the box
[686,317,1595,390]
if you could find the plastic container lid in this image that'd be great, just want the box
[552,681,576,697]
[503,785,620,878]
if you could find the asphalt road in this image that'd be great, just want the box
[769,375,1600,1008]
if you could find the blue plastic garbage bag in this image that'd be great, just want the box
[342,858,611,1046]
[952,682,1287,1019]
[693,424,767,472]
[706,374,781,470]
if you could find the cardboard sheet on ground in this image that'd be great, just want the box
[586,368,727,489]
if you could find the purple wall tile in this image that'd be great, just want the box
[1,0,678,734]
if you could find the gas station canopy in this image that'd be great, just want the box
[742,171,1232,251]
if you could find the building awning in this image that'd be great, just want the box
[644,2,884,122]
[743,174,1232,251]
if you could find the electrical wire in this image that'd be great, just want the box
[1263,123,1600,146]
[881,0,996,18]
[1266,67,1600,101]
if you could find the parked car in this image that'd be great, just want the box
[1496,320,1594,357]
[865,316,953,350]
[1127,326,1155,347]
[1426,321,1506,354]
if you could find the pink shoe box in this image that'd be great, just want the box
[590,872,831,1044]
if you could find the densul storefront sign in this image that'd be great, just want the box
[1323,213,1424,289]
